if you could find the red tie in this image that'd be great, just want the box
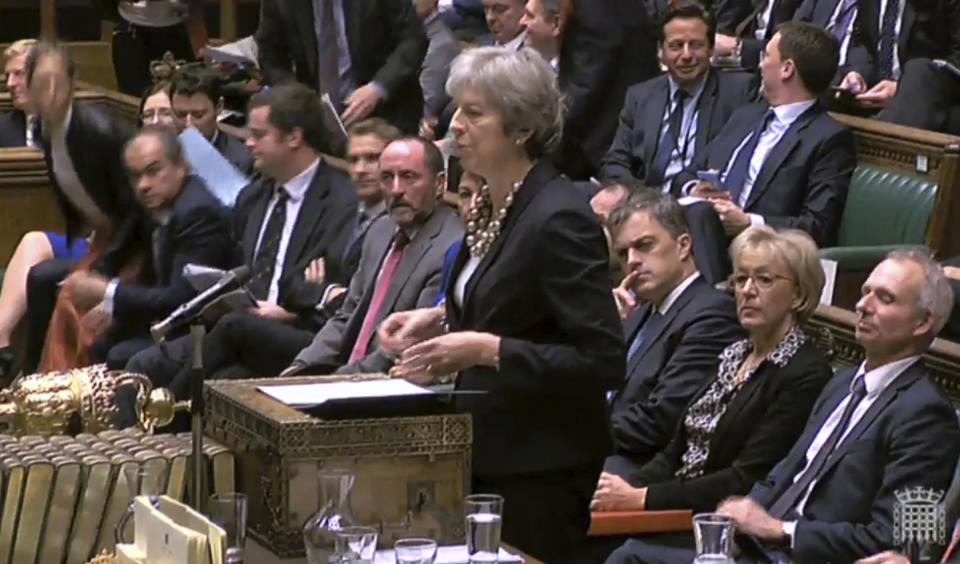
[348,233,409,364]
[943,522,960,563]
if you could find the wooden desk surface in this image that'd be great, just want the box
[246,539,543,564]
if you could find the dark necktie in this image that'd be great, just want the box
[341,210,369,265]
[248,188,290,300]
[348,232,410,364]
[723,109,775,204]
[768,374,868,519]
[828,0,858,44]
[878,0,900,79]
[316,0,342,109]
[647,89,690,187]
[152,223,168,284]
[627,310,663,360]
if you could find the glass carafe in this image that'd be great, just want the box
[303,468,357,563]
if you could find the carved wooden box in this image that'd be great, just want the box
[203,376,472,558]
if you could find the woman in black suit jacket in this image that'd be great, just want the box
[381,48,625,562]
[592,226,832,517]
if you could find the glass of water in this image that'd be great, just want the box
[335,526,379,563]
[464,494,503,563]
[394,538,438,564]
[692,513,734,564]
[208,492,248,564]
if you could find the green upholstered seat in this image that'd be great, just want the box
[819,165,937,270]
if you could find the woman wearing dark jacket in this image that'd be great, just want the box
[593,226,832,518]
[380,48,626,563]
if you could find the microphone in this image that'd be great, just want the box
[150,265,252,343]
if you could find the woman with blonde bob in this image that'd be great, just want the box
[379,47,625,561]
[597,226,834,563]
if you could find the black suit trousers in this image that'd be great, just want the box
[474,464,601,563]
[683,201,733,285]
[23,258,73,374]
[879,58,960,134]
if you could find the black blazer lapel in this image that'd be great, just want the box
[899,2,916,56]
[818,361,925,480]
[378,209,447,315]
[695,70,721,157]
[744,105,819,210]
[642,78,671,169]
[342,0,363,68]
[282,162,332,277]
[710,362,769,447]
[461,160,559,312]
[295,0,319,83]
[243,184,272,264]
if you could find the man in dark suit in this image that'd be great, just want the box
[476,0,528,48]
[285,137,464,375]
[605,192,744,483]
[124,84,357,399]
[556,0,659,180]
[169,69,253,174]
[711,251,960,563]
[22,41,140,374]
[255,0,428,137]
[601,0,757,189]
[673,21,855,248]
[62,127,237,368]
[1,39,40,148]
[713,0,803,68]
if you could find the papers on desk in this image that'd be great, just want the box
[258,379,433,408]
[374,546,523,563]
[179,126,249,207]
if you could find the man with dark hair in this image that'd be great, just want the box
[255,0,428,136]
[170,69,253,173]
[601,0,757,190]
[673,21,855,248]
[62,126,237,367]
[124,83,357,401]
[604,191,744,485]
[287,136,463,375]
[21,41,141,374]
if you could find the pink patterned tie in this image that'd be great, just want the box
[347,232,409,364]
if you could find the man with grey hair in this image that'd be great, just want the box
[478,0,527,49]
[691,251,960,563]
[519,0,562,68]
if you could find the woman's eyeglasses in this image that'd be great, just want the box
[729,272,793,291]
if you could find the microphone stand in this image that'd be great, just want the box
[189,320,206,511]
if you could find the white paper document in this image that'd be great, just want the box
[179,126,249,207]
[820,258,838,305]
[258,379,433,408]
[374,545,523,563]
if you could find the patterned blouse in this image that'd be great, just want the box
[675,326,807,479]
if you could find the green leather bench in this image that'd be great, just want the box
[820,114,960,308]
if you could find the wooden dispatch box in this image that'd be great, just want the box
[203,376,473,558]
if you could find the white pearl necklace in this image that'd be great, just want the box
[465,181,522,258]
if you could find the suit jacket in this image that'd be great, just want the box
[556,0,660,179]
[212,129,253,175]
[716,0,803,68]
[672,101,856,247]
[112,176,238,331]
[610,277,746,462]
[845,0,960,85]
[255,0,428,134]
[0,110,27,148]
[40,101,140,276]
[232,158,357,328]
[600,69,758,184]
[447,160,626,477]
[421,14,461,119]
[636,339,832,511]
[750,362,960,563]
[294,206,464,373]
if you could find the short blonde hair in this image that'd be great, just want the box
[446,46,563,158]
[4,39,37,62]
[730,226,824,322]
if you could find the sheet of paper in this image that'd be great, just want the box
[258,379,433,408]
[374,545,523,564]
[820,258,838,305]
[179,126,249,207]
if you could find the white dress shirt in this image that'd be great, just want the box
[50,105,110,230]
[255,158,320,303]
[454,255,481,308]
[722,99,816,225]
[755,0,777,41]
[656,272,700,314]
[658,75,707,192]
[789,355,920,518]
[499,31,528,51]
[827,0,858,65]
[25,114,39,149]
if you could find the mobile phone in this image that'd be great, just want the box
[932,59,960,80]
[828,86,858,104]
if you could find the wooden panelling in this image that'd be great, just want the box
[0,148,63,265]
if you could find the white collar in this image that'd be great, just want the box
[853,355,920,397]
[499,30,528,51]
[656,271,700,315]
[281,158,321,203]
[770,99,817,125]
